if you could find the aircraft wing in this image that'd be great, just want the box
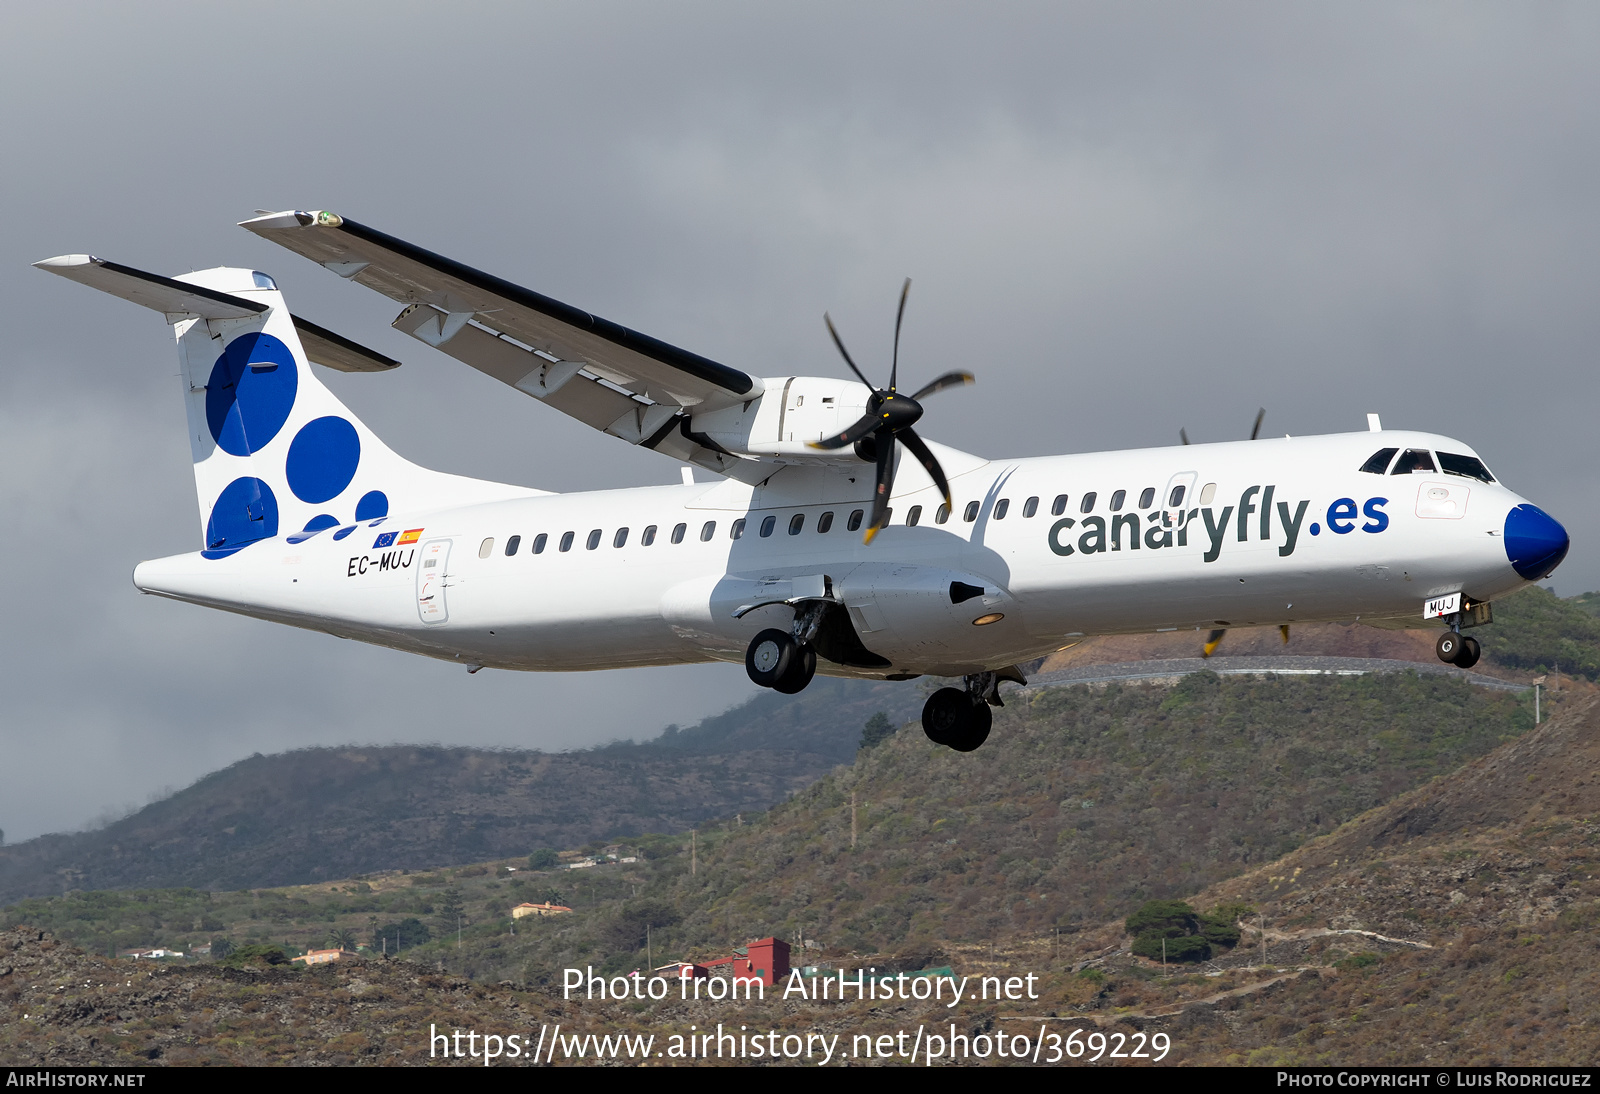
[241,210,763,472]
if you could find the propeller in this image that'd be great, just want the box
[1191,408,1270,657]
[1179,407,1266,447]
[810,279,974,544]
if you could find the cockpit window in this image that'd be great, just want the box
[1359,447,1398,475]
[1438,451,1495,483]
[251,272,277,290]
[1391,448,1436,475]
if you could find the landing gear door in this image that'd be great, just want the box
[416,539,451,624]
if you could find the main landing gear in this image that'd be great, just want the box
[921,670,1021,753]
[745,628,818,694]
[743,601,826,695]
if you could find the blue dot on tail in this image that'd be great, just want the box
[285,416,361,504]
[355,490,389,520]
[202,477,278,558]
[332,525,356,541]
[206,333,298,457]
[287,514,340,543]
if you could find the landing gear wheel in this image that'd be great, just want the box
[1436,632,1462,664]
[1455,635,1481,669]
[746,629,796,688]
[921,687,993,752]
[773,644,817,694]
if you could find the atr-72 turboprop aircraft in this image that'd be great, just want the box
[36,210,1572,752]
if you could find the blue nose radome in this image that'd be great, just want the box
[1504,504,1570,580]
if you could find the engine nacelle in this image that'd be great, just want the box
[690,376,874,461]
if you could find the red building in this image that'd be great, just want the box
[700,937,791,987]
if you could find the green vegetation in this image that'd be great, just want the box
[1484,586,1600,680]
[1126,899,1243,962]
[859,711,896,750]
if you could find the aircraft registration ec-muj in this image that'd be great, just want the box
[36,211,1572,751]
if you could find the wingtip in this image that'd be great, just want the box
[33,254,96,271]
[238,210,337,230]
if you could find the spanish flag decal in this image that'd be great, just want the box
[398,528,424,545]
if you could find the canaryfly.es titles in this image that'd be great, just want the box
[1047,486,1389,563]
[563,966,1038,1007]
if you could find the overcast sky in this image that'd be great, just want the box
[3,2,1597,841]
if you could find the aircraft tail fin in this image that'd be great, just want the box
[35,256,538,556]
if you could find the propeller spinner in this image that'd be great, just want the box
[810,279,974,544]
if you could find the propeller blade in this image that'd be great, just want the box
[889,278,910,393]
[1202,628,1226,658]
[1250,407,1265,440]
[910,370,974,401]
[1280,624,1290,645]
[824,313,874,389]
[862,431,897,545]
[898,427,952,511]
[809,410,883,451]
[1180,427,1190,446]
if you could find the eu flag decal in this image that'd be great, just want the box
[373,531,397,548]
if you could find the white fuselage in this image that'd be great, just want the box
[132,428,1539,679]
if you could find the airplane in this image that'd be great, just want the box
[34,209,1571,753]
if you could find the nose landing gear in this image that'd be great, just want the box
[1436,630,1481,669]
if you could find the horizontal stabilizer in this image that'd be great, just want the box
[33,255,266,320]
[291,314,400,373]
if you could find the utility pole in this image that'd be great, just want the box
[1162,937,1166,966]
[1533,675,1546,724]
[851,789,858,849]
[1260,915,1267,966]
[691,830,697,877]
[647,924,652,971]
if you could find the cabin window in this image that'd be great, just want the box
[1138,487,1155,509]
[1023,496,1039,518]
[559,531,575,552]
[730,518,746,540]
[1438,452,1495,483]
[935,503,950,524]
[907,505,923,526]
[1199,483,1216,504]
[1359,447,1399,475]
[671,523,687,544]
[1051,494,1069,516]
[613,527,629,548]
[1391,448,1436,475]
[479,538,494,558]
[994,498,1010,519]
[1168,485,1186,507]
[586,529,602,550]
[964,500,980,522]
[848,509,864,531]
[700,521,716,541]
[1109,490,1126,512]
[640,526,656,546]
[504,535,521,556]
[818,511,834,533]
[1079,492,1097,513]
[788,513,805,535]
[760,515,777,537]
[532,533,548,554]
